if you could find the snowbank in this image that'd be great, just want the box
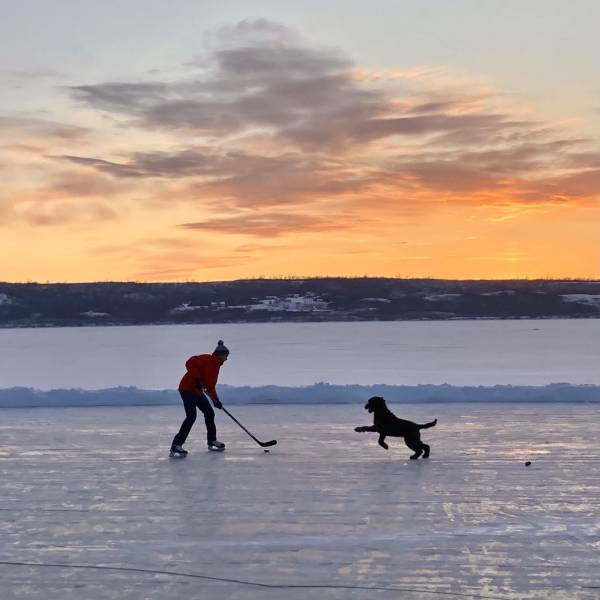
[0,382,599,407]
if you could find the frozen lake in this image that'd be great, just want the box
[1,404,599,599]
[1,319,599,390]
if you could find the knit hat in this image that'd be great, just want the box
[213,339,230,356]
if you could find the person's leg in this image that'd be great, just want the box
[195,393,216,444]
[172,390,198,447]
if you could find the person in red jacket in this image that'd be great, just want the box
[170,340,230,457]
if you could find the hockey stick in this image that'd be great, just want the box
[221,407,277,447]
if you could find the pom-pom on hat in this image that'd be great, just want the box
[213,340,230,356]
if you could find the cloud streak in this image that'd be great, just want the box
[0,116,89,141]
[180,211,344,237]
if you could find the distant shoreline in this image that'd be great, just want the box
[2,278,599,327]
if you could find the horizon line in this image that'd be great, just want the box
[2,276,600,286]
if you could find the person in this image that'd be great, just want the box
[170,340,230,457]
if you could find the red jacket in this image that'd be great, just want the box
[179,354,222,401]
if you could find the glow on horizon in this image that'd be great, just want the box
[1,4,598,282]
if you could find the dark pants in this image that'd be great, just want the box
[172,390,216,446]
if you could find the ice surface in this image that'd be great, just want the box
[1,404,599,599]
[1,319,599,390]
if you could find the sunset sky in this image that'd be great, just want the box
[1,0,599,282]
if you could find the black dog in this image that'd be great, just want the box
[355,396,437,459]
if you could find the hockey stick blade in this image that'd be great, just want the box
[222,407,277,448]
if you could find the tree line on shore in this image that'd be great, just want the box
[1,278,598,327]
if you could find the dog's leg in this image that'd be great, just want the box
[405,436,423,459]
[378,434,389,450]
[421,442,430,459]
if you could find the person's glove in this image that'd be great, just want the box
[213,398,223,410]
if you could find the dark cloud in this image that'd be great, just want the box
[388,160,506,194]
[454,140,581,174]
[381,138,600,201]
[59,149,222,178]
[517,168,600,202]
[560,151,600,169]
[70,82,169,114]
[64,19,551,157]
[65,20,387,149]
[310,112,522,148]
[59,137,599,214]
[215,43,349,80]
[60,23,500,147]
[187,152,368,207]
[59,155,146,178]
[407,100,464,114]
[58,149,371,209]
[60,19,598,216]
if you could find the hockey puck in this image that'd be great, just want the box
[525,461,531,466]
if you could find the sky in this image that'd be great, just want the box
[1,0,599,282]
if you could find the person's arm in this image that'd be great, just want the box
[203,362,222,409]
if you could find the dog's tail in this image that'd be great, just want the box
[418,418,437,429]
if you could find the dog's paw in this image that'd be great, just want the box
[379,442,389,450]
[354,426,365,432]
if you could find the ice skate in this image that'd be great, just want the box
[169,444,188,458]
[208,440,226,452]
